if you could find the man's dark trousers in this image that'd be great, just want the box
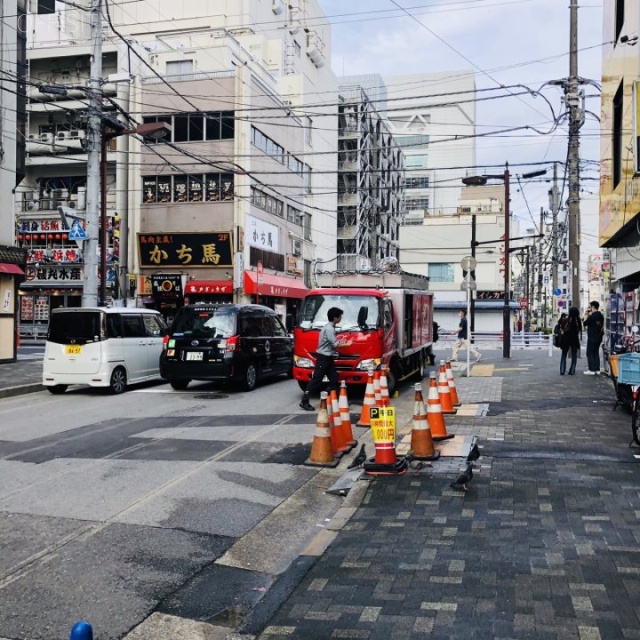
[305,354,339,396]
[586,339,602,372]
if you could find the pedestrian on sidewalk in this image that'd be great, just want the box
[299,307,343,411]
[561,306,582,375]
[583,300,605,375]
[451,309,481,362]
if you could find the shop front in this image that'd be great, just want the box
[244,270,308,325]
[0,247,27,363]
[184,279,234,304]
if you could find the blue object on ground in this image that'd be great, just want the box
[69,621,93,640]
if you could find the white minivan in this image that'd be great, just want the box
[42,307,167,394]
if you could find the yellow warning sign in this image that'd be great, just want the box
[370,407,396,443]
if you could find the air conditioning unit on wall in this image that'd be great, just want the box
[292,239,302,257]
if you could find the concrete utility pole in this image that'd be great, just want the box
[82,0,103,308]
[537,207,544,312]
[550,161,560,306]
[566,0,582,311]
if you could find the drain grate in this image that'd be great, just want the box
[192,392,229,400]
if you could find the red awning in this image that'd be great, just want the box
[185,280,234,295]
[0,263,24,276]
[244,271,308,299]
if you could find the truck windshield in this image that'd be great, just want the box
[47,311,104,345]
[299,295,380,330]
[171,307,236,338]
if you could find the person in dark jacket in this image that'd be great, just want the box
[299,307,343,411]
[561,306,582,375]
[583,300,605,374]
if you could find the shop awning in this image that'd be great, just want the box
[244,271,308,299]
[185,280,234,295]
[0,263,24,275]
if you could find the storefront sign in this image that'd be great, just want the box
[245,215,279,253]
[24,265,83,282]
[137,232,233,268]
[185,280,233,295]
[151,274,183,299]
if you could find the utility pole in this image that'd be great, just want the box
[567,0,582,311]
[537,207,544,312]
[82,0,103,307]
[550,161,560,316]
[470,213,476,338]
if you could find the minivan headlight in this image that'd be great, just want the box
[357,359,379,370]
[294,356,314,368]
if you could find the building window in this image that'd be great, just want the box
[405,154,428,169]
[287,205,302,224]
[615,0,625,42]
[166,60,194,76]
[303,213,311,241]
[37,0,55,14]
[305,116,312,146]
[613,81,623,188]
[251,186,284,217]
[428,263,454,283]
[142,112,234,143]
[142,173,234,204]
[406,197,429,211]
[406,176,429,189]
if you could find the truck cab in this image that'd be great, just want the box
[293,271,434,391]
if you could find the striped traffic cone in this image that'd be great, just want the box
[339,381,357,449]
[438,361,456,414]
[427,372,454,441]
[410,383,440,460]
[330,389,349,454]
[358,369,376,427]
[379,365,390,407]
[304,392,338,467]
[445,359,461,406]
[373,369,382,407]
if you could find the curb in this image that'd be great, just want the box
[0,383,44,399]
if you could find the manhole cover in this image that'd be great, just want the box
[193,392,229,400]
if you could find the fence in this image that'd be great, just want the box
[438,331,553,356]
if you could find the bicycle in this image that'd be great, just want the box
[611,351,640,446]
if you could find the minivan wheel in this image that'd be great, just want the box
[242,363,258,391]
[47,384,68,395]
[170,379,190,391]
[109,367,127,394]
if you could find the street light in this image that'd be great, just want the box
[461,165,546,358]
[99,120,171,306]
[462,164,511,358]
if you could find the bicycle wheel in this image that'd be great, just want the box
[632,394,640,446]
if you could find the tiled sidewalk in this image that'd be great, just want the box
[252,350,640,640]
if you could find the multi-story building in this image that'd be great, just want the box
[334,76,403,272]
[385,72,476,224]
[15,0,337,329]
[0,0,27,362]
[599,0,640,343]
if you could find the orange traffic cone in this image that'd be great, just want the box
[304,392,339,467]
[379,365,390,407]
[410,383,440,460]
[339,381,357,449]
[445,359,461,406]
[358,369,376,427]
[438,361,456,414]
[373,369,382,407]
[330,389,349,454]
[427,372,454,441]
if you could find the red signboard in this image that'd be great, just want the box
[520,297,528,310]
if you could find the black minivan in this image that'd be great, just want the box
[160,304,293,391]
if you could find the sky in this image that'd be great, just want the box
[317,0,604,258]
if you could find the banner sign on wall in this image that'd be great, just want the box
[137,232,233,268]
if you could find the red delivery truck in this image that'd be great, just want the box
[293,270,434,392]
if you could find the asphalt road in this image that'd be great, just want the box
[0,374,381,640]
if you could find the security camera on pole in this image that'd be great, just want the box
[460,256,477,375]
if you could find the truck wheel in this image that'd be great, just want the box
[387,366,397,395]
